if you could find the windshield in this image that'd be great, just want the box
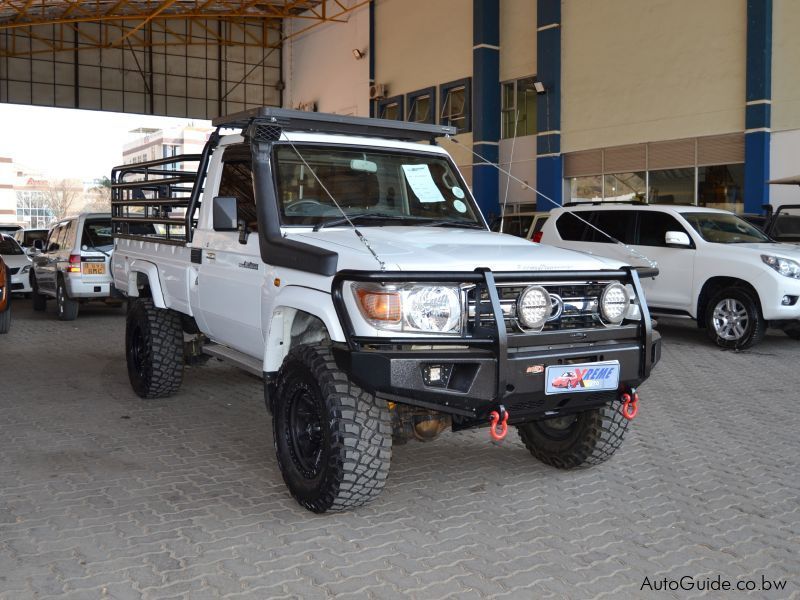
[274,145,483,227]
[82,219,113,248]
[0,236,24,255]
[681,212,770,244]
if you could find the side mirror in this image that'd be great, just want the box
[213,196,238,231]
[665,231,691,247]
[33,239,44,251]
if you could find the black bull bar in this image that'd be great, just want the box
[331,267,659,423]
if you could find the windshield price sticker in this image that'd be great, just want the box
[544,361,620,395]
[402,164,445,203]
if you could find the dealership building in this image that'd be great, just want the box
[282,0,800,219]
[2,0,798,220]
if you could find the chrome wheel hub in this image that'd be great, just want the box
[712,298,748,341]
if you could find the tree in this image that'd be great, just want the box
[84,177,112,213]
[43,179,83,221]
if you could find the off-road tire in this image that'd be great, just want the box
[704,286,766,350]
[56,277,79,321]
[273,345,392,513]
[30,273,46,311]
[126,298,184,399]
[517,402,629,469]
[783,323,800,340]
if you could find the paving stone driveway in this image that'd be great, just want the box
[0,301,798,599]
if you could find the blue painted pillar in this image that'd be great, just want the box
[472,0,500,219]
[744,0,772,213]
[535,0,562,211]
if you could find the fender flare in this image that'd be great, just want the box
[126,259,167,309]
[263,285,345,373]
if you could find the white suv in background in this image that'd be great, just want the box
[539,203,800,348]
[30,213,116,320]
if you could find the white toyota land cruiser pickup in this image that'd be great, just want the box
[111,108,661,513]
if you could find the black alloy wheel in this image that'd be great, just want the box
[128,319,148,382]
[286,383,326,479]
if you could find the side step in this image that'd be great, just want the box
[202,343,263,377]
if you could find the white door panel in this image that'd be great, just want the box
[196,232,270,358]
[630,245,695,310]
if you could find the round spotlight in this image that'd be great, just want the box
[600,282,629,325]
[517,285,550,330]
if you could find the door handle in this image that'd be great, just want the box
[206,252,216,260]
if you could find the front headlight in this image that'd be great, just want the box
[353,283,462,334]
[20,265,30,274]
[600,282,629,325]
[762,255,800,279]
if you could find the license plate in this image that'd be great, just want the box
[545,361,620,395]
[83,263,105,275]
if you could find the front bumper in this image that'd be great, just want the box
[332,267,660,427]
[11,271,32,293]
[343,330,661,426]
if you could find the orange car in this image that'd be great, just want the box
[0,256,10,333]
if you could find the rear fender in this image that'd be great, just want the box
[126,260,167,309]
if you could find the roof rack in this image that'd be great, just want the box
[212,107,456,143]
[562,200,648,207]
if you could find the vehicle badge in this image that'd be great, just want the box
[548,293,564,321]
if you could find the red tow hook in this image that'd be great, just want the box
[620,391,639,420]
[489,406,509,441]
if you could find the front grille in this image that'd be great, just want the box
[466,281,612,334]
[9,267,19,275]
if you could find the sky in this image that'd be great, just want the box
[0,103,210,183]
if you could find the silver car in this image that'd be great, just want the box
[30,213,116,320]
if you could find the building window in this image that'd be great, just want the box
[406,87,435,124]
[648,168,695,205]
[439,78,471,132]
[501,77,538,138]
[568,176,603,203]
[378,95,404,121]
[563,134,745,210]
[697,163,744,212]
[604,172,646,202]
[163,144,181,171]
[15,190,53,228]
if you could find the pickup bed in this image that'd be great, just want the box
[112,108,661,513]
